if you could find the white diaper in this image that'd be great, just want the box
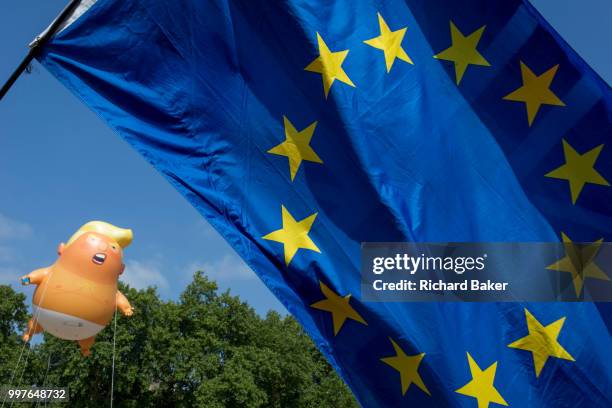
[34,306,105,340]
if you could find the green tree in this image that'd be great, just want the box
[0,273,358,407]
[0,285,28,384]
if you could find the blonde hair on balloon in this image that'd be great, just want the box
[65,221,133,249]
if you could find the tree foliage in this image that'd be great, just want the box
[0,272,358,407]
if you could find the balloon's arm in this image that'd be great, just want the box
[116,291,134,317]
[20,268,49,286]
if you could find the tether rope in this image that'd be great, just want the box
[2,269,55,408]
[34,352,52,408]
[109,297,119,408]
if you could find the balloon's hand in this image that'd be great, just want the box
[123,307,134,317]
[20,276,30,286]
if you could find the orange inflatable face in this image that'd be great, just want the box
[57,232,125,284]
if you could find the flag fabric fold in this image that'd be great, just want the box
[39,0,611,406]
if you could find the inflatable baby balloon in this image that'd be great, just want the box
[21,221,134,356]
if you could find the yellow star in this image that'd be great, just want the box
[456,353,507,408]
[503,61,565,126]
[381,338,430,396]
[305,33,355,98]
[434,21,490,84]
[310,281,367,335]
[268,116,323,181]
[262,205,320,265]
[364,13,413,72]
[545,139,609,204]
[546,232,609,297]
[508,308,574,378]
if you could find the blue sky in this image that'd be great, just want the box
[0,1,610,315]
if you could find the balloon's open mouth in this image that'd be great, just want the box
[92,253,106,265]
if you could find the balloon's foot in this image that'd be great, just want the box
[22,333,30,343]
[77,336,96,357]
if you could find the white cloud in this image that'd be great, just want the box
[0,213,33,240]
[0,213,31,286]
[0,246,15,263]
[121,259,169,290]
[0,266,21,285]
[186,254,256,282]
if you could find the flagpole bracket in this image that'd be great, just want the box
[0,0,82,101]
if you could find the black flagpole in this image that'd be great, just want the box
[0,0,82,101]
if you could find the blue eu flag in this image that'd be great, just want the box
[39,0,611,406]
